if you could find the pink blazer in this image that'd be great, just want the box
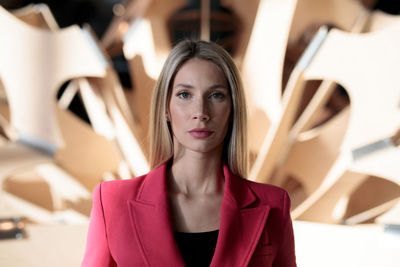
[82,162,296,267]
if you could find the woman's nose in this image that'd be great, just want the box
[192,100,210,121]
[193,113,210,121]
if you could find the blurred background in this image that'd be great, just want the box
[1,0,400,266]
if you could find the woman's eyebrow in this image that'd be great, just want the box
[173,83,228,90]
[174,83,194,89]
[209,84,228,90]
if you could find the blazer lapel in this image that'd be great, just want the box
[211,165,271,267]
[127,162,270,267]
[127,163,185,267]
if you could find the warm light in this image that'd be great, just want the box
[0,221,16,231]
[118,21,130,36]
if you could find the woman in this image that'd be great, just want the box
[82,40,296,267]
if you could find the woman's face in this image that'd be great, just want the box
[168,58,232,156]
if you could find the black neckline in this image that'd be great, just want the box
[174,229,219,235]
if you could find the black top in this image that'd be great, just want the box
[174,230,219,267]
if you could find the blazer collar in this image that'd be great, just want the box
[128,161,270,267]
[135,161,257,208]
[221,164,257,209]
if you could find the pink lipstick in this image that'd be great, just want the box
[189,128,214,138]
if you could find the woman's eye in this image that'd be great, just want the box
[210,92,226,100]
[177,91,190,99]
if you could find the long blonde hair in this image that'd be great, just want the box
[149,40,248,177]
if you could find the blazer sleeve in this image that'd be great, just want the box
[273,191,297,267]
[82,183,117,267]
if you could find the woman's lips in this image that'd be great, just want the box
[188,128,214,138]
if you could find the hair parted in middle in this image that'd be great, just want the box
[149,39,248,177]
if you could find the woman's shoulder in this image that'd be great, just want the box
[241,177,291,206]
[94,173,148,202]
[101,173,146,188]
[244,178,288,194]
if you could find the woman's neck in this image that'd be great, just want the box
[169,151,225,196]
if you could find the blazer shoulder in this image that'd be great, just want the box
[95,174,147,204]
[243,178,290,207]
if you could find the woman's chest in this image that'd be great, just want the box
[169,193,223,232]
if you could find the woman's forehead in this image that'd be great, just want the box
[172,58,228,87]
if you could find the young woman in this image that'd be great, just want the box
[82,40,296,267]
